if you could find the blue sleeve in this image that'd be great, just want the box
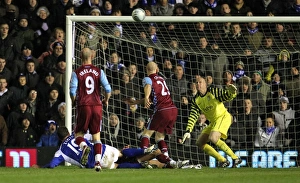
[100,69,111,93]
[70,71,78,97]
[142,77,152,87]
[117,162,143,169]
[36,139,42,147]
[43,156,65,168]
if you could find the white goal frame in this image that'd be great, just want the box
[65,15,300,133]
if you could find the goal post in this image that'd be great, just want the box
[65,15,300,168]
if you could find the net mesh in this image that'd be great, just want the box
[70,17,300,167]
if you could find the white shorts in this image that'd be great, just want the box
[101,144,120,169]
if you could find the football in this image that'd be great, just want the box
[132,8,146,22]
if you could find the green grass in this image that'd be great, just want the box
[0,166,299,183]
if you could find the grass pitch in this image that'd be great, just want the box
[0,166,299,183]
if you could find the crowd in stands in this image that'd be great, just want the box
[0,0,300,153]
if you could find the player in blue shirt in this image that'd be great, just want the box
[43,127,156,169]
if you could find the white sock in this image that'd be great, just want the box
[79,142,87,150]
[95,154,101,162]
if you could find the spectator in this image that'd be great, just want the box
[47,27,65,52]
[255,116,280,147]
[219,3,231,15]
[0,22,15,71]
[236,98,262,147]
[53,54,66,93]
[120,0,141,16]
[265,49,291,83]
[97,38,110,65]
[162,37,180,59]
[40,41,64,74]
[225,23,247,54]
[1,4,19,33]
[9,73,29,111]
[205,71,222,89]
[36,86,62,135]
[199,0,222,15]
[51,0,73,30]
[36,120,60,147]
[13,43,39,79]
[103,113,125,149]
[186,78,198,102]
[89,6,101,16]
[101,0,114,16]
[285,0,300,15]
[0,114,8,147]
[172,3,188,16]
[151,0,174,16]
[19,0,41,26]
[244,22,263,52]
[24,59,40,88]
[255,36,277,74]
[35,71,65,102]
[251,70,271,103]
[105,51,125,93]
[230,0,251,16]
[129,116,146,147]
[166,64,188,107]
[222,70,235,87]
[0,56,13,85]
[252,0,284,16]
[272,96,296,146]
[6,98,36,140]
[198,36,229,85]
[78,0,104,15]
[233,76,266,115]
[0,76,13,119]
[32,6,53,58]
[186,2,201,16]
[232,60,246,82]
[85,23,99,51]
[11,14,35,56]
[8,114,38,147]
[26,88,39,117]
[285,65,300,110]
[272,23,295,49]
[128,63,141,88]
[117,69,141,117]
[160,57,174,79]
[52,102,66,127]
[267,71,286,113]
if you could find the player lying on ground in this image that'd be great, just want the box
[42,127,191,169]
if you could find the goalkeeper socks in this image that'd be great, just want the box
[215,139,238,159]
[140,136,150,149]
[203,144,226,162]
[122,148,144,158]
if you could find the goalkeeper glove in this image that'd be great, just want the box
[227,84,237,94]
[181,132,191,144]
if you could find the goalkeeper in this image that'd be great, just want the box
[181,75,242,168]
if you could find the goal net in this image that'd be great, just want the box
[66,16,300,168]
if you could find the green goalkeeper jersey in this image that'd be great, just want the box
[186,87,237,133]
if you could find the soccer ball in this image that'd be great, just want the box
[132,8,146,22]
